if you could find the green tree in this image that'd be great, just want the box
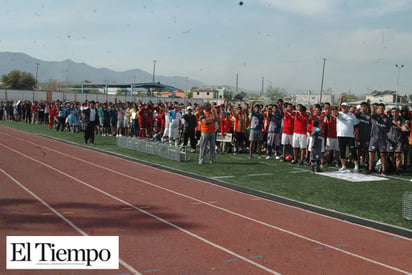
[1,70,36,89]
[266,85,286,101]
[248,93,260,100]
[43,80,61,92]
[339,92,358,103]
[233,91,247,101]
[223,90,233,101]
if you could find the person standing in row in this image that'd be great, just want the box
[198,102,217,164]
[83,101,99,145]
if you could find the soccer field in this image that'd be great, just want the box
[1,120,412,233]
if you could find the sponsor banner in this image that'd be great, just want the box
[6,236,118,270]
[319,171,388,182]
[216,133,232,143]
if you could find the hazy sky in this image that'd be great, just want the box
[1,0,412,95]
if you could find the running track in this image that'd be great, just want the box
[0,126,411,275]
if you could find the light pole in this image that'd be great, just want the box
[152,60,158,83]
[395,64,404,104]
[35,62,40,87]
[319,58,326,103]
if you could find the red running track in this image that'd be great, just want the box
[0,126,411,274]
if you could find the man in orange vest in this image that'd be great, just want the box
[199,102,217,164]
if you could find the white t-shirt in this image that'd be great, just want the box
[336,111,359,138]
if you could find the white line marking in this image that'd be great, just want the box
[0,136,411,273]
[0,143,281,275]
[247,173,273,177]
[0,167,141,275]
[2,130,412,242]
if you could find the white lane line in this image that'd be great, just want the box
[247,173,273,177]
[0,167,141,275]
[0,143,281,275]
[5,129,408,243]
[0,136,411,274]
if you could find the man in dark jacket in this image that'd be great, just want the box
[83,101,99,145]
[182,106,198,152]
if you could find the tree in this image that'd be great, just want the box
[248,93,260,100]
[1,70,36,89]
[266,85,286,101]
[223,90,233,101]
[339,92,358,103]
[43,80,61,92]
[233,91,247,101]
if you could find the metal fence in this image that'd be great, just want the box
[116,136,189,162]
[0,89,203,105]
[402,191,412,221]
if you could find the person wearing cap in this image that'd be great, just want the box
[336,99,360,172]
[182,105,197,152]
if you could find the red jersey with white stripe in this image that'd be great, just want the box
[327,115,337,139]
[282,111,294,135]
[233,112,247,132]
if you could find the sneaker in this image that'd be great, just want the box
[210,160,217,164]
[305,162,311,167]
[198,160,203,165]
[275,155,281,160]
[257,155,262,159]
[266,155,271,160]
[248,155,253,160]
[290,160,298,164]
[338,167,348,172]
[353,167,359,173]
[298,160,304,166]
[190,149,196,153]
[279,157,285,162]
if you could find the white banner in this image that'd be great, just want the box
[6,236,119,270]
[319,171,388,182]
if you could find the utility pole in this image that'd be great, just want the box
[320,58,326,103]
[395,64,404,105]
[261,76,264,97]
[152,60,158,83]
[236,73,239,94]
[35,63,40,87]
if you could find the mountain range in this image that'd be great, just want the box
[0,52,207,90]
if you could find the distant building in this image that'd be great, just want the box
[365,90,408,105]
[294,92,335,106]
[192,87,234,103]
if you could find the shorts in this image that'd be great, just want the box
[326,138,340,151]
[281,133,293,145]
[369,137,387,152]
[117,119,124,128]
[387,140,403,153]
[355,137,370,149]
[267,133,280,147]
[338,136,358,161]
[123,117,130,128]
[292,133,307,149]
[249,129,263,142]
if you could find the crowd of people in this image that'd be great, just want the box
[1,97,411,174]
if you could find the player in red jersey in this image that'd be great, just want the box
[292,104,310,165]
[281,103,294,161]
